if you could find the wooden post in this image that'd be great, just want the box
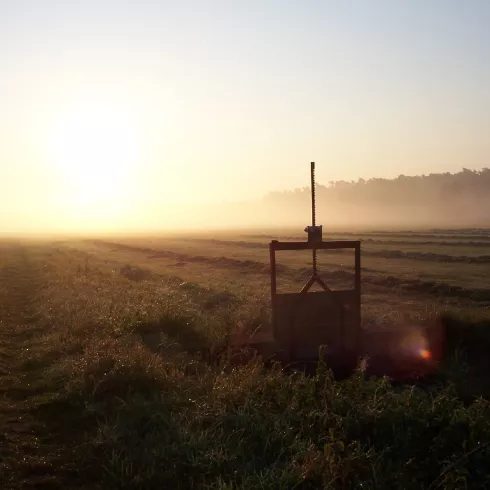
[354,243,361,295]
[354,242,362,359]
[270,241,277,338]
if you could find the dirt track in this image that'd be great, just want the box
[0,245,81,489]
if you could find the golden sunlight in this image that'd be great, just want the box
[44,100,141,216]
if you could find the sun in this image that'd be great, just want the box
[45,101,141,216]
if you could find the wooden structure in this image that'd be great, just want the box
[263,162,362,371]
[229,162,441,381]
[269,239,361,369]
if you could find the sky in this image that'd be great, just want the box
[1,0,490,232]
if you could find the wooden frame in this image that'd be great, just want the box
[269,239,361,345]
[269,240,361,295]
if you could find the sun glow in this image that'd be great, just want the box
[44,100,142,219]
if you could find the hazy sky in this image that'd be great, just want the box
[1,0,490,231]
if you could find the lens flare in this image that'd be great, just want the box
[419,349,432,360]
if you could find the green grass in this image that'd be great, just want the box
[1,230,490,489]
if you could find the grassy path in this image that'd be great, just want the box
[0,245,83,489]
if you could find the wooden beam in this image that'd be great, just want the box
[270,240,360,251]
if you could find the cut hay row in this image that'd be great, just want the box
[242,234,490,247]
[243,231,490,240]
[166,237,490,263]
[93,240,490,303]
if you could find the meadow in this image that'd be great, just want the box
[1,228,490,489]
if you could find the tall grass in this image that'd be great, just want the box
[10,244,490,489]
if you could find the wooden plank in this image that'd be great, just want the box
[275,290,359,300]
[273,291,361,361]
[270,247,277,337]
[270,240,360,251]
[355,244,361,293]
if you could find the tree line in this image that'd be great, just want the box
[262,168,490,227]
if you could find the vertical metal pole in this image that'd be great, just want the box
[311,161,316,227]
[354,242,362,358]
[270,241,277,338]
[311,162,318,276]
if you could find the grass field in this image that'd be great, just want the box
[1,229,490,489]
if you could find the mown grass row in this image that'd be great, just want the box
[93,240,490,304]
[243,231,490,240]
[174,237,490,263]
[118,236,490,263]
[13,244,490,489]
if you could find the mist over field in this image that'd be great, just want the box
[128,168,490,232]
[3,167,489,236]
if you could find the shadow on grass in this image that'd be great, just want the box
[378,312,490,402]
[24,396,102,488]
[435,312,490,401]
[136,314,212,358]
[442,312,490,358]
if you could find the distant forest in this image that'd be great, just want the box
[262,168,490,228]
